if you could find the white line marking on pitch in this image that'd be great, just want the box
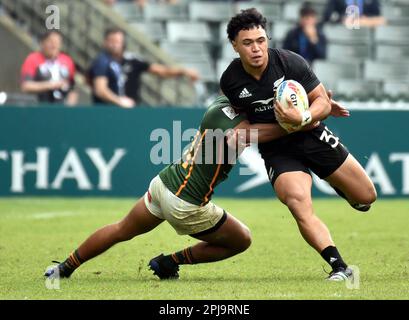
[30,211,78,219]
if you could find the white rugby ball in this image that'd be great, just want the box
[275,80,309,132]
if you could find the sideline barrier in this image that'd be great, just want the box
[0,106,408,198]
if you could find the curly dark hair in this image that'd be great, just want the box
[226,8,267,42]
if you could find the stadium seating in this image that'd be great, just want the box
[131,22,166,43]
[376,44,409,61]
[375,26,409,45]
[234,2,282,20]
[364,60,409,81]
[323,25,372,45]
[167,21,211,42]
[382,4,409,25]
[327,43,371,61]
[383,81,409,98]
[314,60,361,90]
[335,79,382,99]
[110,0,409,101]
[189,1,234,22]
[160,40,211,62]
[113,2,143,21]
[144,3,188,21]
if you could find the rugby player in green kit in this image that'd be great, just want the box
[44,95,345,280]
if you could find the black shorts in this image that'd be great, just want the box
[260,123,349,186]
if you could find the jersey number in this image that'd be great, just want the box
[319,126,340,148]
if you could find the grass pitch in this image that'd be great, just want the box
[0,197,408,300]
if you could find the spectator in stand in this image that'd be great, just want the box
[20,30,78,105]
[322,0,386,27]
[283,4,326,65]
[89,27,199,108]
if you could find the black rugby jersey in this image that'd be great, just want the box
[220,48,320,126]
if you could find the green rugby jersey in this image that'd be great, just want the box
[159,95,246,206]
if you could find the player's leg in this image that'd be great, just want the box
[325,154,377,211]
[307,124,376,211]
[149,205,251,279]
[273,171,351,280]
[186,213,251,263]
[45,197,163,278]
[274,171,334,252]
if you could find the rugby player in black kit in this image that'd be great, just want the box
[220,8,377,281]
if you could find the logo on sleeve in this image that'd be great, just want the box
[222,106,239,120]
[239,88,252,98]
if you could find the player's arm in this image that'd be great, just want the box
[226,120,320,150]
[233,120,287,144]
[275,50,332,127]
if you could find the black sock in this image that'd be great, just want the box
[170,247,195,265]
[320,246,347,270]
[62,249,84,275]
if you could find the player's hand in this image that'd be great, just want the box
[118,96,136,108]
[327,90,350,118]
[226,128,249,152]
[274,98,302,125]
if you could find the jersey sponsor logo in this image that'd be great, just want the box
[251,97,275,113]
[222,106,239,120]
[251,97,275,106]
[239,88,252,98]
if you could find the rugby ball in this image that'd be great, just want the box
[275,80,309,132]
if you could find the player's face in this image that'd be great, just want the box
[41,33,62,59]
[232,26,268,70]
[104,32,125,58]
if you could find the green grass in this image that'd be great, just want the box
[0,197,408,300]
